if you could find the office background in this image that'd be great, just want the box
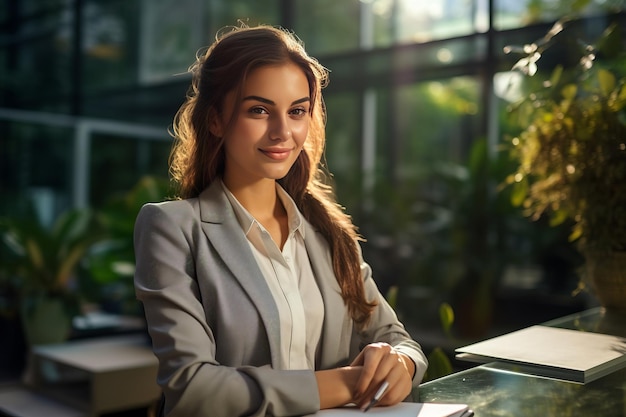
[1,0,625,352]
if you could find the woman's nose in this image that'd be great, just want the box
[268,115,291,141]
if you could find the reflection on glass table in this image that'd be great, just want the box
[419,363,626,417]
[542,306,626,338]
[418,308,626,417]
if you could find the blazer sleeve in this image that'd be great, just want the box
[133,203,319,417]
[357,254,429,385]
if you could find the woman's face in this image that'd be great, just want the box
[218,62,311,188]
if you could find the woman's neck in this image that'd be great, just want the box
[224,178,282,221]
[225,177,289,249]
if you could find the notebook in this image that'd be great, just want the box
[313,402,471,417]
[455,325,626,383]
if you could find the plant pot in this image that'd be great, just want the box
[583,250,626,314]
[20,296,73,346]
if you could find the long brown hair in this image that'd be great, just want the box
[170,24,376,327]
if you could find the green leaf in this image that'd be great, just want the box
[571,0,592,12]
[595,23,622,59]
[424,347,453,382]
[561,84,578,101]
[25,239,44,272]
[467,138,487,176]
[549,209,569,227]
[548,65,563,88]
[53,209,93,246]
[617,84,626,108]
[439,302,455,335]
[57,244,91,289]
[569,225,583,242]
[597,69,616,98]
[385,285,398,309]
[510,179,528,207]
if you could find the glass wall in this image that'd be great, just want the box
[293,0,361,54]
[1,0,625,338]
[494,0,626,29]
[0,122,74,220]
[82,0,138,94]
[88,133,171,207]
[0,4,73,113]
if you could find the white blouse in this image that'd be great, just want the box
[222,181,324,370]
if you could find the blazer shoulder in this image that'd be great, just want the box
[136,198,201,229]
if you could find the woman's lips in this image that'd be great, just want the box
[260,148,292,160]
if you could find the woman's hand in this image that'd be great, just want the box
[350,342,415,410]
[316,366,362,409]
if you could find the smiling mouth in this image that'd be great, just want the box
[260,148,292,160]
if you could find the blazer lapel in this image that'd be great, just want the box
[197,182,282,367]
[304,222,354,369]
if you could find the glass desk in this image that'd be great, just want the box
[418,308,626,417]
[542,306,625,338]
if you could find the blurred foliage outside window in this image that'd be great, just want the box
[495,0,626,29]
[1,0,625,339]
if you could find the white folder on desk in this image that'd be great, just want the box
[313,402,470,416]
[455,325,626,384]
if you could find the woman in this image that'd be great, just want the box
[134,24,428,417]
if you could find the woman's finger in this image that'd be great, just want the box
[354,348,414,409]
[352,343,393,400]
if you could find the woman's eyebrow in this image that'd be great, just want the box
[242,95,311,105]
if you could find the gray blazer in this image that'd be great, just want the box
[134,181,427,417]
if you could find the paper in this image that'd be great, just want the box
[313,402,469,417]
[455,325,626,383]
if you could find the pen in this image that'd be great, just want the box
[362,380,390,412]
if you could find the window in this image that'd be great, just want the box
[89,133,171,208]
[293,0,361,55]
[0,121,73,220]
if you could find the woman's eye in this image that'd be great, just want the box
[249,107,268,115]
[291,108,307,117]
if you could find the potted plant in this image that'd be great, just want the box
[505,19,626,312]
[0,205,102,346]
[83,175,171,315]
